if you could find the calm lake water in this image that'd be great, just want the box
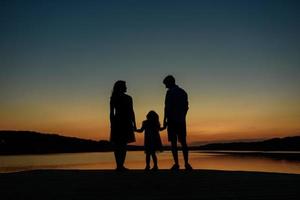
[1,151,300,174]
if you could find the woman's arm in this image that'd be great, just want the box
[132,112,137,131]
[109,99,114,126]
[129,97,137,131]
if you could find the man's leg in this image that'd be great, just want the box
[171,139,179,169]
[168,124,180,170]
[180,137,189,165]
[180,137,193,170]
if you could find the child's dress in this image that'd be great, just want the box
[141,120,163,153]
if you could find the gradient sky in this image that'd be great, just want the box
[1,0,300,144]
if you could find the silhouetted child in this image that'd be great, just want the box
[136,111,165,171]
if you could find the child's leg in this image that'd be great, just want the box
[145,153,150,169]
[152,153,158,168]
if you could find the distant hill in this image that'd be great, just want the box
[197,136,300,151]
[1,131,300,155]
[0,131,113,155]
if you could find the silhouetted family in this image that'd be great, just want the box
[110,75,192,171]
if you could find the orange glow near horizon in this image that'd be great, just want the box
[1,93,299,145]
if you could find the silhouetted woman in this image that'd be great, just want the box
[110,80,136,171]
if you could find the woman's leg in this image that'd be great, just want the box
[120,142,127,167]
[115,142,127,170]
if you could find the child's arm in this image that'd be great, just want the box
[135,123,145,133]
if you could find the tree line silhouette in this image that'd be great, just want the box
[1,131,300,155]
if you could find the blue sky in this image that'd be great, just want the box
[0,0,299,142]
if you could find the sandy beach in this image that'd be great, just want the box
[1,169,300,200]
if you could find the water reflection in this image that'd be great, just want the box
[0,151,299,174]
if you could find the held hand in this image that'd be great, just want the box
[133,124,137,132]
[160,125,166,131]
[163,120,167,128]
[135,128,143,133]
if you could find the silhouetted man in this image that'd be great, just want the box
[163,75,192,171]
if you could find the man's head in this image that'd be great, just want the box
[163,75,176,89]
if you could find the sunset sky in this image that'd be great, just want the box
[1,0,300,145]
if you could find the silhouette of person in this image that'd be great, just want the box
[110,80,136,171]
[136,110,165,171]
[163,75,193,171]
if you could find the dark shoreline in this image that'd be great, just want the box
[195,150,300,161]
[1,169,300,200]
[1,149,300,161]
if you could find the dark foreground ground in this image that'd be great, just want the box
[1,170,300,200]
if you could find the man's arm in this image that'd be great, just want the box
[163,91,169,128]
[163,108,167,128]
[185,91,189,114]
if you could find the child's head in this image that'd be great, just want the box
[146,110,159,123]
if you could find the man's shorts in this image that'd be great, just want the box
[167,120,187,143]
